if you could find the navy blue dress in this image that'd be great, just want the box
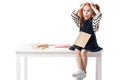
[69,19,103,52]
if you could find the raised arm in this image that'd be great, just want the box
[90,3,100,14]
[71,3,85,27]
[71,11,80,27]
[90,3,102,31]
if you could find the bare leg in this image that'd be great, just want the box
[73,49,87,78]
[80,49,88,73]
[75,49,84,70]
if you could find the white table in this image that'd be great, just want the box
[16,44,102,80]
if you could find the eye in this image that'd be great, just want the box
[87,9,91,12]
[83,10,86,12]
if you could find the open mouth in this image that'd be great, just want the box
[85,15,88,18]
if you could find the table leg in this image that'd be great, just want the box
[96,55,102,80]
[24,57,28,80]
[16,55,21,80]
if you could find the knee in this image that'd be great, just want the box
[81,50,88,57]
[75,49,81,55]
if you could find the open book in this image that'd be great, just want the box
[74,32,91,48]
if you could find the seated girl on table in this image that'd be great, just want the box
[69,2,103,79]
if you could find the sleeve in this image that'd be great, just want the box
[92,12,102,31]
[71,11,81,27]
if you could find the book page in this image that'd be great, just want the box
[74,32,91,48]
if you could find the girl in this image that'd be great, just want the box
[69,2,103,78]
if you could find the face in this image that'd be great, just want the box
[83,5,93,20]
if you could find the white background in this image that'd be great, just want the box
[0,0,120,80]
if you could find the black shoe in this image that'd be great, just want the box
[69,45,75,51]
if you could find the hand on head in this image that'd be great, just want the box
[90,2,95,7]
[80,3,85,9]
[74,3,85,14]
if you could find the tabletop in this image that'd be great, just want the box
[15,43,102,57]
